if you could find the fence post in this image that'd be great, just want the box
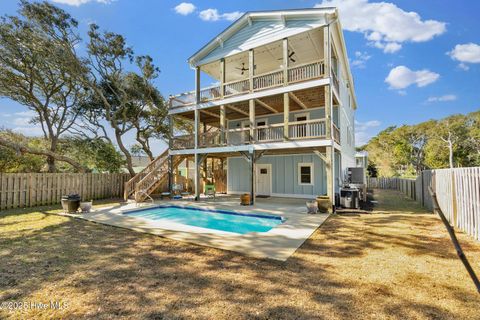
[451,169,458,228]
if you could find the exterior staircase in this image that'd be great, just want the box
[124,150,183,203]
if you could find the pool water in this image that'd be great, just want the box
[125,205,283,234]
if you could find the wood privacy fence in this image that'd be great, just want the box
[0,173,131,211]
[368,167,480,241]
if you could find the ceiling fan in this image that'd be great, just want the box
[277,51,296,63]
[235,63,249,75]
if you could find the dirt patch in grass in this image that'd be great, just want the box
[0,191,479,319]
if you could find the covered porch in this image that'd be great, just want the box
[165,146,340,209]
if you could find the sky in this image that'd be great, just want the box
[1,0,479,155]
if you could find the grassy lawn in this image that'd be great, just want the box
[1,190,479,319]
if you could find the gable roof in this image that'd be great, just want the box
[188,8,337,67]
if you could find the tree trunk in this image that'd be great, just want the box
[115,129,136,177]
[0,137,88,172]
[47,138,58,173]
[449,140,454,168]
[46,156,56,173]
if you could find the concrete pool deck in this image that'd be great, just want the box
[63,196,329,261]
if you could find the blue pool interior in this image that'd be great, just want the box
[125,205,283,234]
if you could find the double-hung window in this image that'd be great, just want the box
[298,163,314,185]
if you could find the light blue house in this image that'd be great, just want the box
[126,8,358,208]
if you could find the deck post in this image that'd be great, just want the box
[194,153,200,201]
[249,49,254,92]
[220,105,226,144]
[249,99,255,142]
[283,92,289,141]
[283,38,288,85]
[185,157,190,192]
[195,66,201,103]
[220,58,225,97]
[250,150,256,205]
[324,24,334,211]
[168,155,173,193]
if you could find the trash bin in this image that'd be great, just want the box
[340,188,360,209]
[61,194,81,213]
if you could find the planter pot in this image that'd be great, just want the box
[80,201,93,213]
[61,194,81,213]
[306,200,318,214]
[240,193,251,206]
[316,196,332,213]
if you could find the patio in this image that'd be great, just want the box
[64,195,329,261]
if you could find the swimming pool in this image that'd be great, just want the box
[125,205,284,234]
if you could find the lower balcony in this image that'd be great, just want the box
[171,119,340,150]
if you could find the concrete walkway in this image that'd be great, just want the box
[64,196,329,261]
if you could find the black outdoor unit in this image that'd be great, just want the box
[340,187,360,209]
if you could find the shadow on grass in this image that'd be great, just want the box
[0,190,479,319]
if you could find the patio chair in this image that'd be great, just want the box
[171,183,183,200]
[160,190,171,200]
[204,184,216,199]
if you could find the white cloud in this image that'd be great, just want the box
[351,51,371,68]
[12,126,44,136]
[315,0,446,53]
[199,9,243,22]
[12,110,37,127]
[447,43,480,70]
[426,94,457,103]
[174,2,196,16]
[385,66,439,90]
[458,63,470,71]
[49,0,112,6]
[8,110,43,136]
[355,120,381,146]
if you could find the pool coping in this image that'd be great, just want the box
[62,199,329,261]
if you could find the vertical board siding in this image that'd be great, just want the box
[0,173,130,211]
[199,18,326,65]
[367,167,480,241]
[227,154,327,196]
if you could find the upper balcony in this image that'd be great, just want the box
[169,27,340,110]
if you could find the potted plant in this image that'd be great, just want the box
[306,200,318,214]
[80,200,93,213]
[316,195,332,213]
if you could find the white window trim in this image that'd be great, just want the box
[294,112,310,121]
[298,162,314,186]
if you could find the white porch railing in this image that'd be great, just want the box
[331,68,340,93]
[199,130,222,148]
[288,119,326,139]
[288,60,324,83]
[226,127,251,145]
[199,85,222,102]
[255,124,284,142]
[333,124,340,144]
[170,119,334,150]
[170,60,326,108]
[171,134,195,150]
[253,69,284,90]
[224,79,249,97]
[170,91,195,108]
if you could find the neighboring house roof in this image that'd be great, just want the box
[355,151,368,157]
[187,7,357,109]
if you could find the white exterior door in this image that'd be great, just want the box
[256,164,272,196]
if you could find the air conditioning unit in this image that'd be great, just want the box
[340,187,360,209]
